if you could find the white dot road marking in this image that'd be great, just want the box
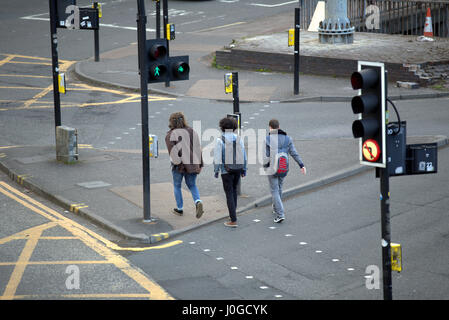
[260,286,269,290]
[285,234,294,237]
[347,268,355,271]
[269,226,276,230]
[231,266,238,270]
[253,219,260,222]
[315,250,323,253]
[189,241,196,244]
[299,242,307,245]
[274,295,283,298]
[216,257,224,260]
[245,276,254,279]
[203,249,211,252]
[332,259,340,262]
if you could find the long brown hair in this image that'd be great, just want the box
[168,112,188,129]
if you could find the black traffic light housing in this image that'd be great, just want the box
[145,39,189,83]
[168,55,189,81]
[146,39,168,83]
[351,62,386,167]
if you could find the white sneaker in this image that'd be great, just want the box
[274,216,285,223]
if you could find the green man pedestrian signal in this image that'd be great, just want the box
[146,39,168,83]
[351,61,387,168]
[168,56,190,81]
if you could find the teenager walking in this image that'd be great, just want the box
[214,117,247,228]
[264,119,306,223]
[165,112,204,218]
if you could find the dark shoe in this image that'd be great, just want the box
[274,216,285,223]
[172,208,183,216]
[195,201,204,219]
[224,221,238,228]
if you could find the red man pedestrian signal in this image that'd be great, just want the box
[351,62,386,167]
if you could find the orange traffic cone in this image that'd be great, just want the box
[423,7,433,37]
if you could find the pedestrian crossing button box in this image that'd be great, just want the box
[78,7,99,30]
[149,135,158,158]
[391,243,402,272]
[406,143,437,175]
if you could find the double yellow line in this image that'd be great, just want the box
[0,181,180,300]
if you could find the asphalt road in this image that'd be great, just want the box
[127,145,449,300]
[1,0,449,303]
[3,0,298,59]
[0,169,175,300]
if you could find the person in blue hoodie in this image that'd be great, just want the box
[214,117,247,228]
[264,119,306,223]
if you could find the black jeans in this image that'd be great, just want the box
[221,172,241,222]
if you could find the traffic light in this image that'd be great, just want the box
[146,39,168,83]
[168,56,189,81]
[351,62,386,167]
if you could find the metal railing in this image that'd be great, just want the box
[300,0,449,37]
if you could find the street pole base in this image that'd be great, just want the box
[142,217,158,224]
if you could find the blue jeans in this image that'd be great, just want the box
[172,169,201,210]
[268,175,285,218]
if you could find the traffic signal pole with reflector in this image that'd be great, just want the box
[351,61,393,300]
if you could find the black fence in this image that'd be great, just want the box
[299,0,449,37]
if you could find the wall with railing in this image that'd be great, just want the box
[299,0,449,37]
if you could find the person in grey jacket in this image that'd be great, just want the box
[214,117,247,228]
[264,119,306,223]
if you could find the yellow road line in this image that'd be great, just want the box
[6,61,52,66]
[0,222,57,300]
[14,293,153,299]
[0,55,15,67]
[0,74,52,79]
[0,260,112,266]
[0,86,47,90]
[195,21,246,33]
[0,182,177,300]
[0,182,182,252]
[22,84,54,109]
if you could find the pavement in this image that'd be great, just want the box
[2,23,449,243]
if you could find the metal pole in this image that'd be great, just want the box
[163,0,170,88]
[380,167,393,300]
[380,70,392,300]
[94,2,100,62]
[156,0,161,39]
[294,7,300,95]
[232,72,242,196]
[137,0,153,222]
[232,72,239,114]
[49,0,61,128]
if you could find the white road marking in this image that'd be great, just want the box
[20,13,156,32]
[251,1,297,8]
